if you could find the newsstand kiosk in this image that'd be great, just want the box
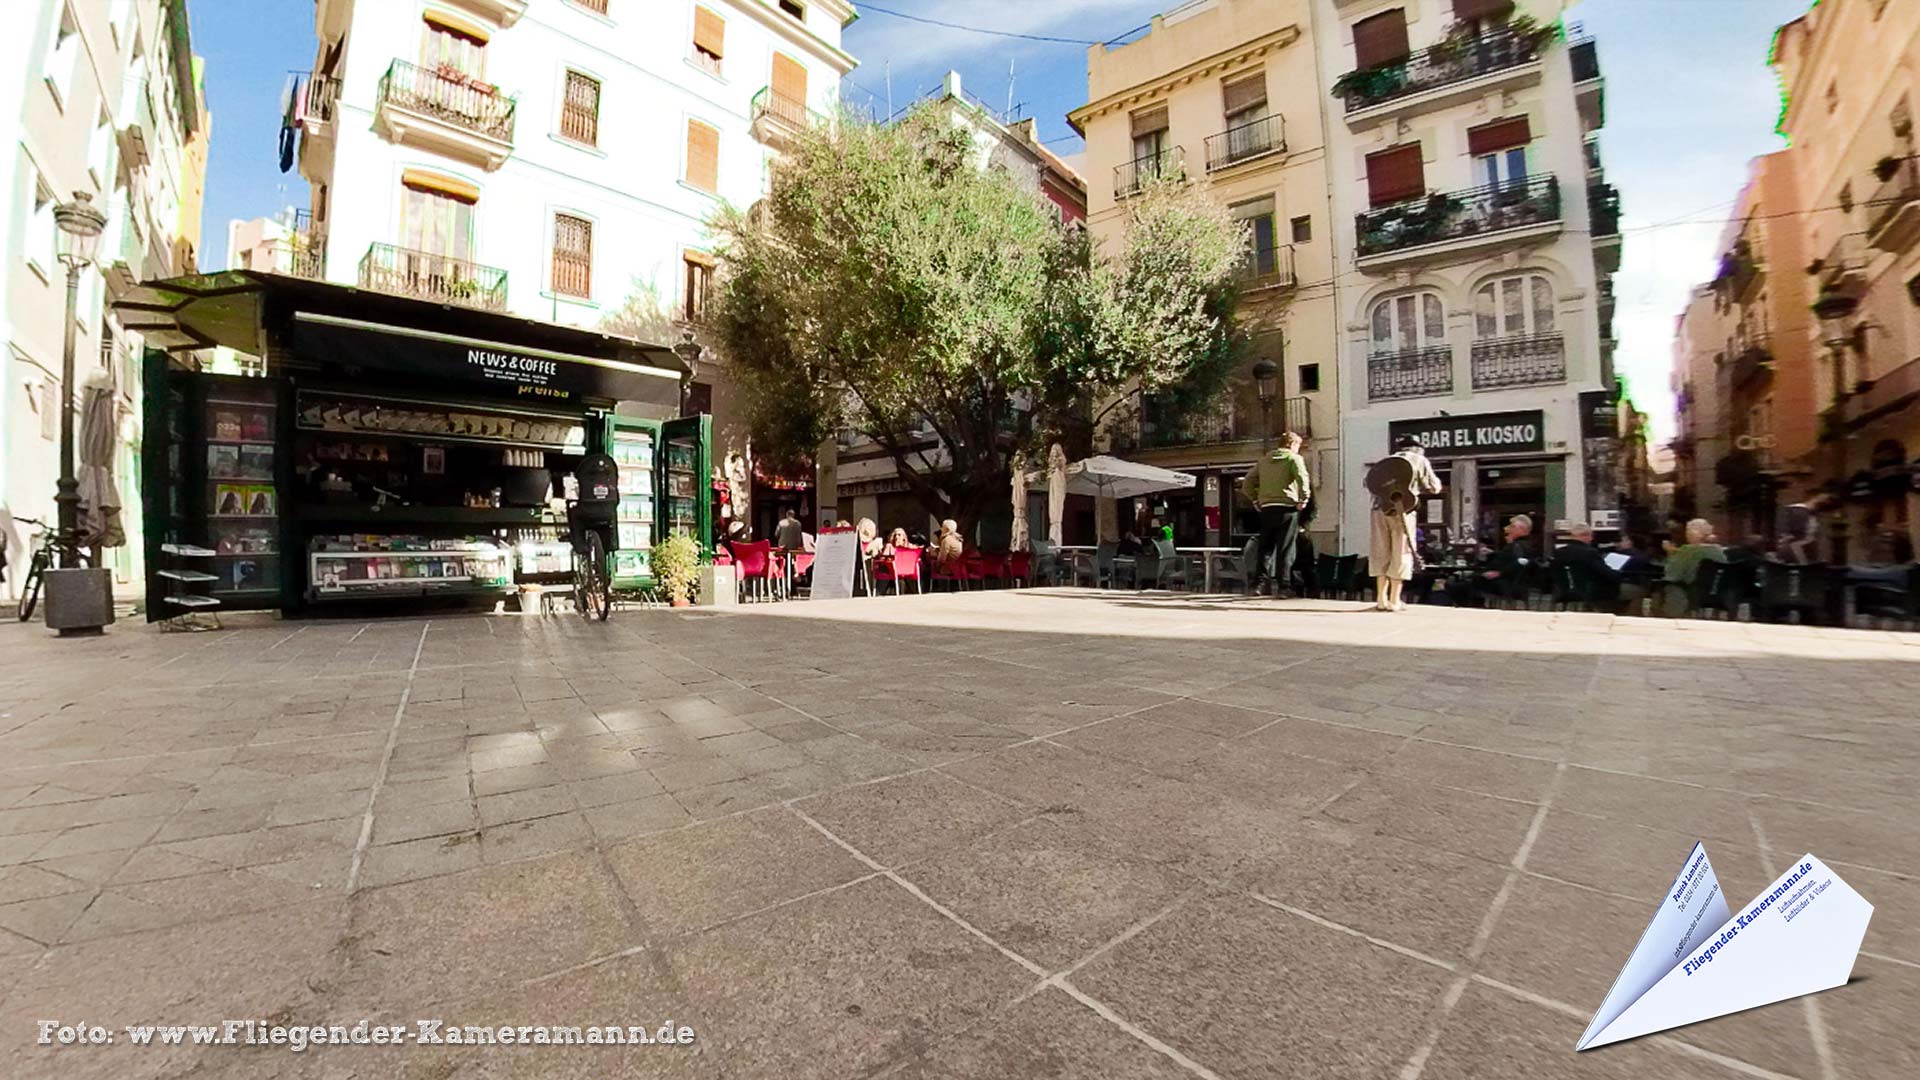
[117,271,710,619]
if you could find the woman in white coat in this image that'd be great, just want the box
[1367,434,1443,611]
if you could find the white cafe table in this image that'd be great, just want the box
[1054,545,1241,591]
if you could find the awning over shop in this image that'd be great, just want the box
[113,270,690,408]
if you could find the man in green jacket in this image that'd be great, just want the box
[1239,431,1310,596]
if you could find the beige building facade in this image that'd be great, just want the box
[1070,0,1340,555]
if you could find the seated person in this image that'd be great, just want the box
[883,527,910,555]
[1554,523,1641,611]
[857,517,884,558]
[1115,531,1142,557]
[1447,515,1535,608]
[933,519,965,568]
[1659,518,1728,616]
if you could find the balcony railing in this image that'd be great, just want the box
[1204,114,1285,171]
[1241,242,1296,292]
[1368,345,1454,401]
[1588,182,1620,238]
[1866,159,1920,250]
[1109,393,1312,449]
[751,87,813,131]
[1570,38,1600,84]
[1729,336,1773,391]
[1355,175,1560,259]
[1282,395,1311,440]
[277,209,326,279]
[1114,147,1185,199]
[377,59,516,143]
[1336,25,1547,114]
[358,243,508,311]
[304,73,341,125]
[1471,332,1566,390]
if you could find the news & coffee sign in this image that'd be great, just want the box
[1389,410,1546,458]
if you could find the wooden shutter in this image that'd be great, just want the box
[1222,72,1267,116]
[1453,0,1514,20]
[552,213,592,298]
[561,70,600,146]
[771,52,806,108]
[1365,144,1425,206]
[1353,9,1411,69]
[686,119,719,193]
[693,6,724,59]
[1131,105,1169,138]
[1467,116,1532,156]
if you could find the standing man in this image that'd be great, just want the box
[1367,434,1443,611]
[1239,431,1310,597]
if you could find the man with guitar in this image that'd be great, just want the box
[1365,434,1444,611]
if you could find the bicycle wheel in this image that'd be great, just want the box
[17,550,48,622]
[577,531,611,622]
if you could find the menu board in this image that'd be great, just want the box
[810,528,859,601]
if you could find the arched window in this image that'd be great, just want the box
[1369,291,1445,354]
[1474,273,1555,339]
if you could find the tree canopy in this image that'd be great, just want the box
[705,104,1251,530]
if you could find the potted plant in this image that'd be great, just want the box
[649,534,701,607]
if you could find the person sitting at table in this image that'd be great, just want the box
[857,518,884,559]
[883,527,910,555]
[1446,515,1535,608]
[774,510,805,552]
[1658,517,1728,617]
[933,519,965,569]
[1554,523,1630,609]
[1116,530,1142,557]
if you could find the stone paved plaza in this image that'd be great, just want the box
[0,590,1917,1079]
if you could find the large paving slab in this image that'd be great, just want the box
[0,589,1916,1078]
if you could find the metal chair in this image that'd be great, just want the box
[1073,542,1120,587]
[1210,537,1260,594]
[1136,538,1196,590]
[1759,562,1838,624]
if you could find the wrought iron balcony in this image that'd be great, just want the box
[1470,332,1565,390]
[1336,25,1547,115]
[375,59,516,156]
[304,73,341,127]
[1114,147,1185,199]
[1355,175,1560,262]
[1588,182,1620,237]
[358,243,508,311]
[1241,242,1296,293]
[1368,345,1454,401]
[752,87,813,132]
[1867,159,1920,252]
[1204,114,1285,172]
[1729,336,1774,392]
[1108,392,1312,449]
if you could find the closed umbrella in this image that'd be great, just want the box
[76,380,125,549]
[1009,454,1029,553]
[1046,443,1068,547]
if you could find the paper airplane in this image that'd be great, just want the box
[1576,842,1872,1050]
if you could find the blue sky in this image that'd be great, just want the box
[195,0,1814,440]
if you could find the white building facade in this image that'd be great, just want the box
[2,0,206,602]
[293,0,856,416]
[1311,0,1617,553]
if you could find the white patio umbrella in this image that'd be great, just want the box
[1009,454,1029,552]
[1046,443,1068,547]
[1030,454,1195,543]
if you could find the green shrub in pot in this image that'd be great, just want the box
[649,534,702,606]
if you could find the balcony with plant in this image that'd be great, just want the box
[1355,174,1561,266]
[1333,17,1557,118]
[374,58,517,170]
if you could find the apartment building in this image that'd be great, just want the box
[2,0,206,601]
[1669,152,1817,544]
[1068,0,1341,554]
[827,71,1088,536]
[1770,0,1920,561]
[1312,0,1616,554]
[289,0,858,487]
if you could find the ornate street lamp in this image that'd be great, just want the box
[43,192,109,634]
[1251,358,1278,449]
[672,329,703,416]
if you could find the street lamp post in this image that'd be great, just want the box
[52,193,106,567]
[672,329,703,416]
[1251,358,1278,450]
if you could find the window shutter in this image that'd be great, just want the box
[1222,72,1267,115]
[1467,116,1532,156]
[1130,105,1169,138]
[552,213,592,298]
[1452,0,1514,21]
[1353,9,1411,70]
[686,120,719,192]
[561,71,600,146]
[771,52,807,106]
[1365,143,1425,206]
[693,7,724,58]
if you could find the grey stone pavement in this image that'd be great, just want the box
[0,591,1917,1079]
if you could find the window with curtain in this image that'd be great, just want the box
[1474,274,1556,338]
[420,19,486,80]
[1370,292,1447,354]
[552,213,592,298]
[401,181,475,260]
[1468,116,1531,189]
[1221,72,1270,161]
[561,70,601,146]
[1130,106,1169,167]
[1232,197,1277,277]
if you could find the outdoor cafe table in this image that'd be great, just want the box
[1056,545,1240,591]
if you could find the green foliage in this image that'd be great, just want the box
[706,103,1249,528]
[649,534,702,604]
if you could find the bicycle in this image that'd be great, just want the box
[571,516,612,622]
[12,517,74,622]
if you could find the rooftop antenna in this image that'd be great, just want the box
[1006,57,1016,120]
[885,60,893,120]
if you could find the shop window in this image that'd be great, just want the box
[685,119,719,193]
[1370,291,1446,354]
[560,70,601,147]
[1290,215,1311,243]
[1298,363,1320,393]
[1474,273,1555,338]
[420,14,487,80]
[44,4,80,107]
[692,6,724,76]
[683,252,713,321]
[552,213,592,298]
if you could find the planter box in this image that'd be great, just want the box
[698,565,736,606]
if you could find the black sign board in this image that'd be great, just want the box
[290,313,682,408]
[1389,410,1546,459]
